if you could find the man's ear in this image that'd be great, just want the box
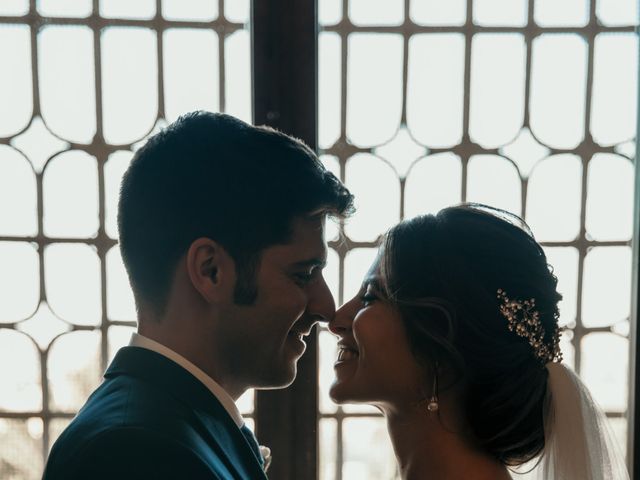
[185,238,236,303]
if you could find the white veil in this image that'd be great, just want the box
[531,362,629,480]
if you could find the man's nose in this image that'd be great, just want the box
[307,274,336,323]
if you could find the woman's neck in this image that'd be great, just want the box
[382,404,511,480]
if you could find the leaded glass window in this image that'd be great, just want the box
[0,2,252,477]
[317,0,638,478]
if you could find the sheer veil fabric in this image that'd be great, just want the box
[534,363,629,480]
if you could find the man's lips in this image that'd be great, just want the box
[288,321,317,338]
[289,328,313,337]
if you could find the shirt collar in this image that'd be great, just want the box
[129,332,244,428]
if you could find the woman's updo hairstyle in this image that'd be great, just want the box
[379,203,562,465]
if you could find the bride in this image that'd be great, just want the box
[328,204,628,480]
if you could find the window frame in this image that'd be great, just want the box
[252,1,320,479]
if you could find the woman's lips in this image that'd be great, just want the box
[335,347,359,365]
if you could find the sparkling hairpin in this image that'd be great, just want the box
[497,289,562,364]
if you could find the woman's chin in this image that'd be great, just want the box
[329,379,367,405]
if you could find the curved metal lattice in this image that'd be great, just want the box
[0,1,252,478]
[317,0,638,478]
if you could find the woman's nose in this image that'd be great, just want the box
[328,298,356,336]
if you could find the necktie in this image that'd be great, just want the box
[240,424,265,468]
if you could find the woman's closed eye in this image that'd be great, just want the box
[359,288,378,307]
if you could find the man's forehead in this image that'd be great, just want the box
[263,215,328,263]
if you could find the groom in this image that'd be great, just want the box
[43,112,353,479]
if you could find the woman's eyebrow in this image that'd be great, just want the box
[362,275,382,291]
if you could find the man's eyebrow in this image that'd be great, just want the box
[291,258,327,269]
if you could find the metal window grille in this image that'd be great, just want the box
[1,1,638,479]
[0,2,252,478]
[317,0,638,478]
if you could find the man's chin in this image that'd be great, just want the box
[255,361,298,389]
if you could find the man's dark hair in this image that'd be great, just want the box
[118,111,354,313]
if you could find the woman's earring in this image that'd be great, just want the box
[427,364,439,412]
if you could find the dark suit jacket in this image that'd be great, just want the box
[43,347,268,480]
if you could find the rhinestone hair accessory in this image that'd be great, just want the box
[497,289,562,364]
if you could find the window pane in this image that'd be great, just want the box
[162,0,217,21]
[344,248,378,301]
[582,247,632,328]
[39,0,92,17]
[543,247,579,328]
[530,35,587,149]
[591,34,638,145]
[597,0,639,26]
[44,244,102,326]
[107,325,135,363]
[526,155,582,241]
[224,30,251,123]
[0,242,39,322]
[163,28,219,122]
[0,0,29,16]
[405,153,462,218]
[48,331,101,412]
[319,329,339,414]
[101,28,158,145]
[319,418,338,480]
[474,0,527,26]
[410,0,466,26]
[349,0,403,26]
[0,146,37,236]
[0,25,31,136]
[38,26,96,144]
[0,330,41,411]
[585,154,634,241]
[104,151,133,239]
[581,333,628,412]
[106,246,136,322]
[467,155,522,216]
[342,418,399,479]
[347,34,403,147]
[320,0,342,26]
[407,34,465,148]
[470,34,526,148]
[344,154,400,242]
[0,418,43,479]
[100,0,155,19]
[224,0,249,23]
[43,151,99,238]
[319,32,342,150]
[535,0,589,26]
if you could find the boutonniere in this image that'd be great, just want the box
[259,445,272,472]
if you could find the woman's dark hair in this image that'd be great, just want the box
[118,111,354,313]
[380,203,562,465]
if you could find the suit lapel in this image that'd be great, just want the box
[105,347,267,480]
[193,410,267,480]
